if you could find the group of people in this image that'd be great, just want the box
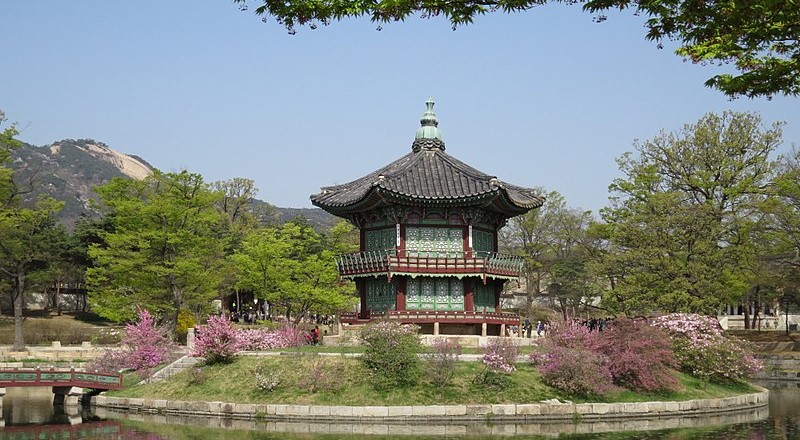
[304,325,322,345]
[522,318,546,338]
[580,317,612,332]
[229,310,262,324]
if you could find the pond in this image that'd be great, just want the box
[1,382,798,439]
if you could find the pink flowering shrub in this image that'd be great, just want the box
[595,319,680,392]
[531,321,614,397]
[124,309,173,370]
[539,346,614,397]
[481,337,519,373]
[652,313,763,382]
[192,315,243,364]
[238,326,308,350]
[475,336,519,388]
[87,308,173,374]
[425,338,462,387]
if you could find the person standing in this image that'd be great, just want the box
[524,317,532,338]
[537,320,544,337]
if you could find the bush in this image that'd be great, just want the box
[192,315,242,364]
[532,321,614,397]
[595,318,680,393]
[652,313,763,382]
[424,338,462,387]
[476,336,520,388]
[297,357,347,393]
[254,362,285,392]
[538,345,614,397]
[176,310,196,345]
[359,320,422,390]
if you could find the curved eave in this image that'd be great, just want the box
[312,185,540,218]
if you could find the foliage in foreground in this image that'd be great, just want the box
[232,0,800,99]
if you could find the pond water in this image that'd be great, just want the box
[1,382,798,439]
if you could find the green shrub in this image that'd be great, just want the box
[359,320,422,390]
[176,310,196,344]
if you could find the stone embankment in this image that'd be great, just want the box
[91,388,768,423]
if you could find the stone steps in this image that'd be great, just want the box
[144,355,200,384]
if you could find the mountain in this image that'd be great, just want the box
[10,139,336,230]
[11,139,154,228]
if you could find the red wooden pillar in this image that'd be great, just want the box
[399,224,406,256]
[464,278,474,311]
[396,277,407,311]
[493,281,501,313]
[358,280,368,319]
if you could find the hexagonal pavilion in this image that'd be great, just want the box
[311,99,543,335]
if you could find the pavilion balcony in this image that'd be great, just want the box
[334,250,524,280]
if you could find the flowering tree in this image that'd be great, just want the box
[192,315,243,364]
[652,313,763,382]
[88,308,174,374]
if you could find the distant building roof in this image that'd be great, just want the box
[311,100,544,217]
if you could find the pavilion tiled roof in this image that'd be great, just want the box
[311,100,544,217]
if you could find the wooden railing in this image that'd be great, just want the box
[0,369,123,390]
[340,310,519,325]
[335,251,523,279]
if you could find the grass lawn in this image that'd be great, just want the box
[110,354,758,406]
[0,311,120,346]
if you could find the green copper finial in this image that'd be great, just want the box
[415,97,443,140]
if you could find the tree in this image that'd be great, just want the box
[600,111,782,315]
[0,201,63,350]
[764,148,800,327]
[87,171,227,331]
[0,110,65,350]
[501,191,600,318]
[231,220,355,322]
[233,0,799,98]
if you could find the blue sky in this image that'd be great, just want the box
[2,1,798,214]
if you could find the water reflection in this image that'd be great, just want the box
[0,384,798,439]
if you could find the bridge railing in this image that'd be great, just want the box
[0,369,123,390]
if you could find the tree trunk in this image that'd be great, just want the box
[54,277,62,316]
[13,264,25,351]
[171,285,183,337]
[744,303,751,330]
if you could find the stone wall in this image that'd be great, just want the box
[93,405,770,437]
[91,388,769,423]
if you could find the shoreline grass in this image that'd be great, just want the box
[110,353,758,406]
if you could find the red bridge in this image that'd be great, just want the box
[0,369,122,391]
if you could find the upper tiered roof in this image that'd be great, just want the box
[311,99,544,218]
